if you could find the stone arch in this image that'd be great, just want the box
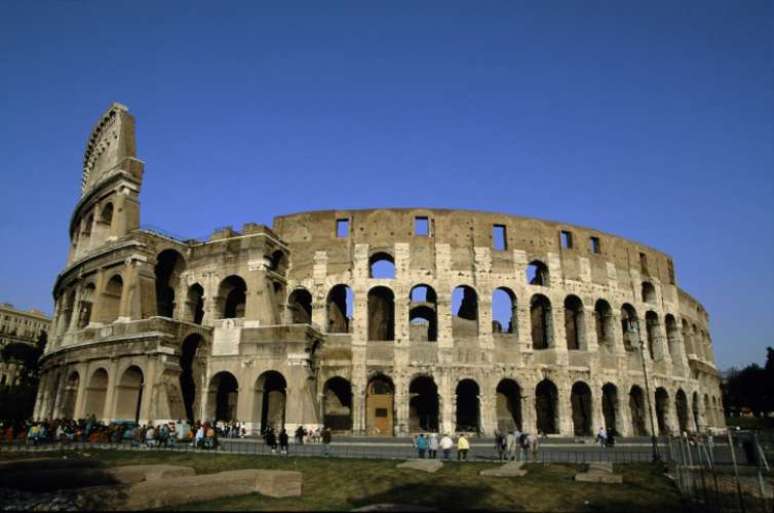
[327,285,353,334]
[692,391,701,430]
[452,285,479,338]
[704,394,712,426]
[323,376,352,431]
[114,365,144,422]
[288,287,312,324]
[564,295,585,350]
[179,334,204,422]
[77,283,96,329]
[455,378,480,433]
[530,294,553,349]
[155,249,185,318]
[645,311,659,360]
[571,381,593,436]
[682,319,695,355]
[496,379,522,432]
[100,274,123,323]
[255,371,287,432]
[409,284,437,342]
[369,252,395,279]
[535,378,559,434]
[620,304,639,351]
[642,281,656,304]
[676,389,689,433]
[527,260,549,286]
[409,375,439,432]
[629,385,648,436]
[366,374,394,436]
[602,383,620,435]
[594,299,614,350]
[368,286,395,341]
[100,202,114,227]
[665,314,679,360]
[492,287,517,336]
[655,387,670,435]
[207,371,238,422]
[84,368,109,419]
[186,283,205,325]
[269,250,288,274]
[61,371,80,419]
[218,275,246,319]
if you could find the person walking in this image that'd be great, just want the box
[322,427,332,457]
[457,433,470,461]
[440,433,453,460]
[506,430,517,461]
[415,433,428,458]
[265,428,277,454]
[596,427,607,447]
[428,432,439,459]
[279,429,289,455]
[495,431,507,462]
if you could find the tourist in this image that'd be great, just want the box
[194,424,205,448]
[428,432,439,459]
[205,423,217,449]
[606,430,615,447]
[265,427,277,454]
[495,430,507,461]
[506,430,518,461]
[596,427,607,447]
[322,427,332,456]
[457,433,470,461]
[145,425,157,448]
[295,425,305,445]
[415,433,428,458]
[527,432,540,462]
[518,432,530,461]
[159,423,170,448]
[279,429,289,455]
[440,433,453,460]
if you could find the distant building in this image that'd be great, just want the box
[0,303,50,386]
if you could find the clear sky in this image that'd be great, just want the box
[1,1,771,370]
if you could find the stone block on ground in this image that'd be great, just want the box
[118,469,302,510]
[480,461,527,477]
[396,459,443,473]
[105,464,195,484]
[587,462,614,474]
[574,471,624,483]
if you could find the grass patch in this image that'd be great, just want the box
[0,450,685,511]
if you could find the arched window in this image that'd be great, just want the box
[409,285,437,342]
[620,304,639,351]
[452,285,478,338]
[665,314,679,360]
[269,250,288,274]
[455,379,480,433]
[629,385,647,435]
[369,252,395,279]
[208,371,238,423]
[255,371,287,432]
[530,294,552,349]
[535,379,559,434]
[602,383,619,435]
[77,283,96,329]
[327,285,353,333]
[155,250,185,318]
[645,311,659,360]
[492,287,517,336]
[115,366,144,422]
[100,203,113,227]
[641,281,656,304]
[526,260,549,286]
[186,284,205,324]
[409,376,439,432]
[655,387,670,435]
[368,286,394,341]
[594,299,614,349]
[288,288,313,324]
[564,295,584,350]
[571,382,592,436]
[323,377,353,431]
[218,275,246,319]
[496,379,522,432]
[101,275,123,323]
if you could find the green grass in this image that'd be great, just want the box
[0,450,685,512]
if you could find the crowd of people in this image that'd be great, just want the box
[262,425,333,456]
[412,430,542,462]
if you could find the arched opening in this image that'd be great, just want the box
[642,281,656,304]
[186,284,205,324]
[82,213,94,240]
[269,250,288,274]
[368,286,395,341]
[496,379,522,432]
[571,381,593,436]
[682,320,695,356]
[645,311,659,360]
[530,294,553,349]
[492,287,517,336]
[366,375,394,436]
[327,285,353,334]
[100,203,113,227]
[564,295,584,350]
[455,379,480,433]
[409,285,437,342]
[61,290,76,334]
[101,275,123,323]
[535,379,559,434]
[655,387,670,435]
[452,286,479,338]
[218,275,246,319]
[692,392,701,430]
[77,283,96,329]
[208,371,238,422]
[61,371,80,419]
[323,377,352,431]
[621,304,639,351]
[629,385,648,436]
[180,334,203,422]
[84,368,108,419]
[602,383,619,435]
[526,260,549,286]
[288,288,312,324]
[676,389,689,433]
[594,299,614,350]
[155,250,185,318]
[115,366,144,423]
[369,252,395,279]
[409,376,439,432]
[665,315,679,361]
[256,371,286,432]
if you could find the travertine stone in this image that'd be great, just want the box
[396,459,444,473]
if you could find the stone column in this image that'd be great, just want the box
[102,359,120,422]
[439,371,454,435]
[138,358,157,424]
[591,382,605,434]
[583,306,598,352]
[73,365,89,419]
[557,381,573,435]
[521,377,536,434]
[393,374,408,436]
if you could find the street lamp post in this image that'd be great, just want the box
[628,319,661,462]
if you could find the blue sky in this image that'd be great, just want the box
[1,1,771,370]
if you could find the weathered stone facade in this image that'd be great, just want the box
[0,303,50,387]
[35,104,724,436]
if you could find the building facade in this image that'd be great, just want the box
[0,303,50,387]
[34,104,724,436]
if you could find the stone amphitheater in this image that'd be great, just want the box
[34,103,724,438]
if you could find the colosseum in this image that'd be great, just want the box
[34,103,724,438]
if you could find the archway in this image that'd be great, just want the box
[676,389,689,433]
[208,371,238,422]
[455,379,480,433]
[531,294,552,349]
[571,381,592,436]
[61,371,80,419]
[409,285,437,342]
[186,284,204,324]
[155,249,185,318]
[409,376,439,432]
[327,285,353,333]
[645,311,659,360]
[101,275,123,323]
[256,371,286,432]
[655,387,670,435]
[452,286,479,338]
[115,366,144,422]
[368,287,395,341]
[366,375,394,436]
[535,379,559,434]
[629,385,648,436]
[84,368,108,419]
[564,295,584,350]
[526,260,549,286]
[180,334,203,422]
[496,379,522,432]
[621,304,639,351]
[595,300,614,350]
[288,288,312,324]
[369,252,395,279]
[323,377,352,431]
[602,383,619,434]
[492,288,517,336]
[218,276,246,319]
